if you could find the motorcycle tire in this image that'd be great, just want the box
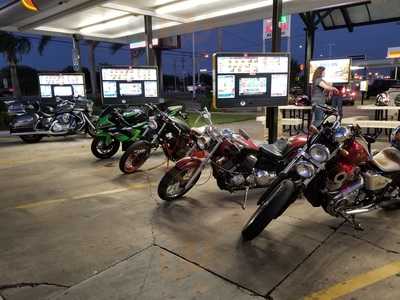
[119,141,151,174]
[91,137,120,159]
[20,135,43,143]
[158,166,201,201]
[242,179,296,241]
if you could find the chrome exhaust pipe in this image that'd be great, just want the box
[333,177,364,201]
[345,203,378,215]
[10,131,68,136]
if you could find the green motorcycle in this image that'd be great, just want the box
[91,105,185,159]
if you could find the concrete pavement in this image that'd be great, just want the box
[0,122,400,300]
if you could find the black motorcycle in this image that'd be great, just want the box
[7,97,97,143]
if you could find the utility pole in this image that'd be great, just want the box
[192,32,196,100]
[328,43,335,58]
[174,58,177,91]
[217,28,223,52]
[183,57,185,90]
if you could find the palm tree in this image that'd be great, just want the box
[0,31,31,98]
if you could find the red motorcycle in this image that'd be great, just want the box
[158,109,307,207]
[242,105,400,240]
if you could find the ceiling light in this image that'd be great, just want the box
[156,0,221,15]
[80,15,137,34]
[111,22,179,38]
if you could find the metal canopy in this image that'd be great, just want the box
[0,0,369,43]
[314,0,400,32]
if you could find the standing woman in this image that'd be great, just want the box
[311,66,339,127]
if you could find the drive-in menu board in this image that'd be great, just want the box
[38,73,86,99]
[100,66,159,105]
[309,59,351,84]
[213,53,290,108]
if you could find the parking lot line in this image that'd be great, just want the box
[304,260,400,300]
[14,183,151,210]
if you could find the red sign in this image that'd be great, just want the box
[263,15,291,40]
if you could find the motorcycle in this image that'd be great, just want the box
[118,106,206,174]
[91,104,186,159]
[242,105,400,241]
[7,97,96,143]
[157,110,307,207]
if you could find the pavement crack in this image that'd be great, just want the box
[265,220,346,298]
[0,282,70,291]
[337,231,400,255]
[134,247,155,300]
[154,243,266,299]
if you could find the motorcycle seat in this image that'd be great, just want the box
[373,147,400,172]
[260,139,288,159]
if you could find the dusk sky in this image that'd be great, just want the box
[0,14,399,75]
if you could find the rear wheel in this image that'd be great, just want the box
[158,166,201,201]
[91,137,120,159]
[119,141,151,174]
[20,135,43,143]
[242,179,296,241]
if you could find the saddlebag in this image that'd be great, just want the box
[10,114,36,133]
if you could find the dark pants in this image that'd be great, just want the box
[331,95,343,120]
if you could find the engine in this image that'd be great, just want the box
[51,113,77,133]
[214,154,276,191]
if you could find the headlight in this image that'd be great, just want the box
[296,161,315,178]
[309,144,330,163]
[196,136,209,150]
[149,120,158,130]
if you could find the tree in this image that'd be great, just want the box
[0,65,39,95]
[0,31,31,98]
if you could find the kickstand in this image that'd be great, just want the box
[341,213,364,231]
[166,159,170,169]
[242,186,250,210]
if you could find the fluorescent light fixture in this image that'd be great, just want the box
[112,22,179,38]
[351,66,365,70]
[156,0,221,14]
[80,15,138,34]
[35,26,75,34]
[130,39,159,49]
[191,0,273,21]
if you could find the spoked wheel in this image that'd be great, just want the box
[91,137,120,159]
[119,141,151,174]
[19,135,43,143]
[158,166,201,201]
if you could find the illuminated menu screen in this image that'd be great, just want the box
[38,73,86,99]
[214,53,290,108]
[309,59,351,84]
[101,66,159,105]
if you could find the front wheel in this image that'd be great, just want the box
[158,166,201,201]
[119,141,151,174]
[20,135,43,143]
[242,179,296,241]
[91,137,120,159]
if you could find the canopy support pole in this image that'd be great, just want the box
[300,12,317,95]
[144,15,155,66]
[72,34,82,72]
[267,0,282,144]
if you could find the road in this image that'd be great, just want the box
[0,121,400,300]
